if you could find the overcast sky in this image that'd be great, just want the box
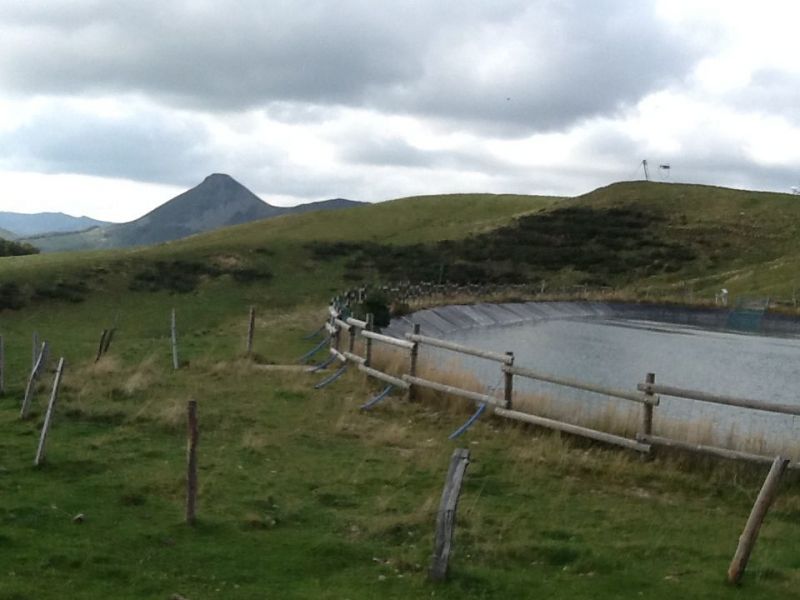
[1,0,799,222]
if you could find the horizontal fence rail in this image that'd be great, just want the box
[507,365,659,406]
[638,434,800,471]
[637,382,800,416]
[343,351,366,365]
[362,330,416,350]
[329,348,347,363]
[403,374,504,407]
[358,364,410,389]
[496,407,651,453]
[333,318,351,331]
[406,333,514,364]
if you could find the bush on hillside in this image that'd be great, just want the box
[0,239,39,257]
[304,205,699,287]
[0,282,25,310]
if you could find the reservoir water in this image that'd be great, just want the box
[388,303,800,456]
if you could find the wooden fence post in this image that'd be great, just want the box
[0,334,4,396]
[641,372,655,436]
[504,351,514,409]
[32,331,39,370]
[429,448,471,582]
[21,341,48,420]
[333,315,342,353]
[348,323,356,354]
[364,313,374,367]
[171,308,180,370]
[186,400,199,525]
[246,306,255,356]
[102,328,115,356]
[727,455,790,584]
[408,324,420,401]
[95,329,108,363]
[34,357,65,466]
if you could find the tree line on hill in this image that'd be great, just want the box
[0,238,39,257]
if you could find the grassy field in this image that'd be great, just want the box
[2,183,800,598]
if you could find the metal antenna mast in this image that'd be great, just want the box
[642,159,649,181]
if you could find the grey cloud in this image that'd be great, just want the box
[0,1,704,134]
[340,135,514,173]
[730,69,800,124]
[0,107,213,185]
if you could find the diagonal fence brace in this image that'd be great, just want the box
[314,364,348,389]
[448,402,488,440]
[360,384,394,410]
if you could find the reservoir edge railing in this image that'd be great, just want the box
[319,306,799,468]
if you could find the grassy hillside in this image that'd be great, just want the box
[572,182,800,298]
[2,184,800,598]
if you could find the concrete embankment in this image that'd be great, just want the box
[385,301,800,338]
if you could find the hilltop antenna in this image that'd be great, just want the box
[641,159,650,181]
[659,164,671,180]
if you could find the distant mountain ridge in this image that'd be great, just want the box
[20,174,363,252]
[0,211,109,237]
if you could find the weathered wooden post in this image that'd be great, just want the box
[246,305,255,356]
[641,372,655,436]
[364,313,374,367]
[727,455,790,584]
[102,328,115,355]
[32,331,39,370]
[333,314,342,353]
[408,324,421,401]
[34,357,65,466]
[430,448,471,582]
[186,400,199,525]
[347,322,356,354]
[95,329,108,363]
[0,334,5,395]
[504,351,514,409]
[171,308,180,370]
[21,341,48,420]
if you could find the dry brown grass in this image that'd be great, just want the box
[360,346,800,463]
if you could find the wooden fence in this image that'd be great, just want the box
[323,307,800,467]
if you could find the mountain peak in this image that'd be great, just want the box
[203,172,235,183]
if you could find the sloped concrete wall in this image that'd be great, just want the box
[385,301,800,338]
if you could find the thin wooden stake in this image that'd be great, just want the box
[364,313,374,367]
[186,400,199,525]
[348,323,356,354]
[503,351,514,409]
[21,341,47,419]
[171,308,179,370]
[408,324,420,401]
[102,328,115,355]
[727,455,790,584]
[95,329,108,363]
[430,448,470,582]
[34,357,65,466]
[32,331,39,370]
[641,372,655,436]
[246,306,256,356]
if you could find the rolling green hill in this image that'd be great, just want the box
[2,182,800,598]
